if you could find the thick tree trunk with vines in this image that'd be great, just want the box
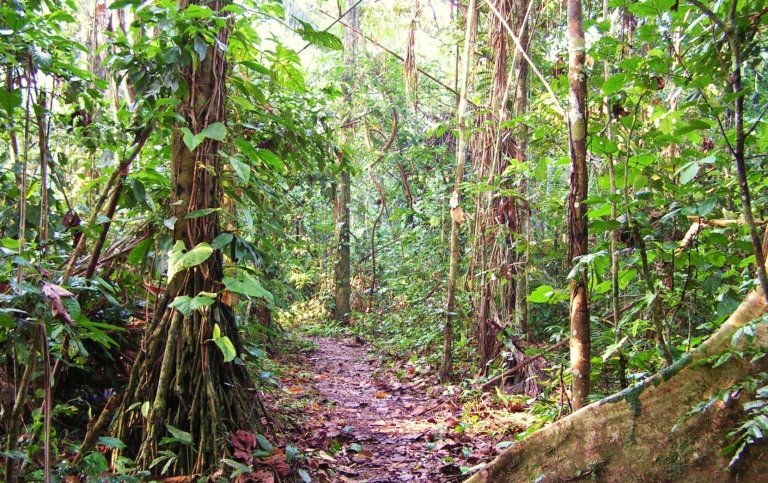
[567,0,590,411]
[466,288,768,483]
[112,1,254,474]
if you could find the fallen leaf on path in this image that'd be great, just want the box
[445,417,459,428]
[315,451,336,461]
[249,470,275,483]
[375,391,389,399]
[262,453,290,476]
[354,449,374,459]
[230,430,257,465]
[285,386,304,394]
[337,465,359,476]
[161,477,196,483]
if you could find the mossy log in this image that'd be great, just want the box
[467,290,768,483]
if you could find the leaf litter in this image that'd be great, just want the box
[284,337,535,482]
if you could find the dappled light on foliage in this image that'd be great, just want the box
[1,0,768,480]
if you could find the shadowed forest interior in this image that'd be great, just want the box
[1,0,768,481]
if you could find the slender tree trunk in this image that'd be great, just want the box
[512,0,531,339]
[443,0,477,380]
[334,4,358,324]
[567,0,590,410]
[603,0,627,388]
[113,1,254,474]
[727,21,768,301]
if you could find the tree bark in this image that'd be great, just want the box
[112,1,254,474]
[334,168,352,323]
[466,288,768,482]
[442,0,477,381]
[334,3,358,324]
[512,0,531,339]
[566,0,590,410]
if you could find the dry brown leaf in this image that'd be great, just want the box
[355,449,374,459]
[285,386,304,394]
[262,453,290,476]
[411,406,427,416]
[230,430,257,465]
[42,282,74,325]
[375,391,389,399]
[450,206,464,225]
[252,470,274,483]
[445,417,459,429]
[162,477,195,483]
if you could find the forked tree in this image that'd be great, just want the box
[112,0,254,474]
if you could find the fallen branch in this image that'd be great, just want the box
[685,215,766,227]
[422,280,443,303]
[481,338,570,390]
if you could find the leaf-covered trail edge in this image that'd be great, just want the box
[282,337,534,482]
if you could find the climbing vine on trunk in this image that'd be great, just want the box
[112,0,256,474]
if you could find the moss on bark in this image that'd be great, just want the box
[467,290,768,482]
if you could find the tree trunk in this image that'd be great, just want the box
[442,0,477,380]
[466,288,768,482]
[334,4,358,324]
[512,0,531,339]
[334,168,352,323]
[566,0,590,410]
[112,1,254,474]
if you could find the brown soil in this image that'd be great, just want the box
[292,337,533,483]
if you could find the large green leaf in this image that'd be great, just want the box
[223,273,273,303]
[212,233,233,250]
[677,161,699,184]
[182,4,213,19]
[181,122,227,151]
[527,285,568,304]
[229,156,251,184]
[167,241,213,281]
[165,425,193,445]
[169,293,215,316]
[235,138,284,171]
[30,44,52,70]
[211,324,237,362]
[0,87,21,113]
[602,73,629,95]
[294,19,343,51]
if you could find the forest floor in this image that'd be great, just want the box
[274,336,535,483]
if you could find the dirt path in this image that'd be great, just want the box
[295,337,515,483]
